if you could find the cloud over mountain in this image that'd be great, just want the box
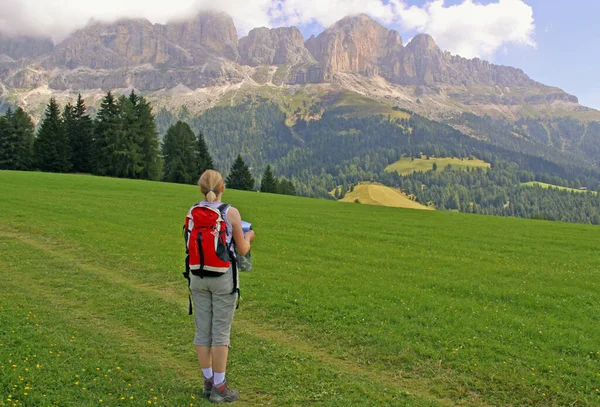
[0,0,535,59]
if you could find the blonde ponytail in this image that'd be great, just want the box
[198,170,224,202]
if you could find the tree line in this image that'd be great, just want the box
[3,94,600,224]
[0,94,297,196]
[381,162,600,225]
[129,99,600,224]
[0,93,161,179]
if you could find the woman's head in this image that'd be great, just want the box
[198,170,225,202]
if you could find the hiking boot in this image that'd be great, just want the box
[203,377,213,398]
[209,380,239,403]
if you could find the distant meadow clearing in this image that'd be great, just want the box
[1,171,599,407]
[385,156,491,176]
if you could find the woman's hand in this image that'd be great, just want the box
[244,230,255,242]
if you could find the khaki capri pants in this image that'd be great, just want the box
[190,268,238,347]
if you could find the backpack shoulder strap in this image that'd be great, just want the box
[217,203,230,215]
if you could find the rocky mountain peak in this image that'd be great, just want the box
[239,26,315,66]
[0,12,580,113]
[332,13,381,29]
[306,13,402,75]
[406,34,437,51]
[165,11,239,60]
[47,11,241,70]
[50,18,168,69]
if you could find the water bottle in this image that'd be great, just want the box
[237,220,253,272]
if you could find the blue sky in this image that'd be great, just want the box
[491,0,600,109]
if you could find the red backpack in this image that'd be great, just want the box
[185,203,231,274]
[183,203,239,314]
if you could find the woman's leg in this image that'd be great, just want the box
[211,345,229,373]
[196,345,212,369]
[210,268,237,384]
[190,276,213,372]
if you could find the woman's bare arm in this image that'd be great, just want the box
[227,207,255,256]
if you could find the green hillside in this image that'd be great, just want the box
[522,181,599,195]
[329,91,411,120]
[385,157,490,175]
[1,171,600,406]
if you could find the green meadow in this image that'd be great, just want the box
[1,171,600,407]
[386,157,491,176]
[522,182,599,195]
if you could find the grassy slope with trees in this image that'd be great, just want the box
[3,92,600,224]
[1,171,599,406]
[385,156,491,175]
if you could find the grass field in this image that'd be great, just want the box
[385,157,491,175]
[522,181,599,195]
[330,91,411,120]
[337,183,432,210]
[1,171,600,406]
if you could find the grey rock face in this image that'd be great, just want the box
[49,12,239,70]
[306,14,402,76]
[239,27,315,66]
[294,64,326,84]
[0,34,54,60]
[380,34,538,88]
[0,12,578,108]
[164,11,240,61]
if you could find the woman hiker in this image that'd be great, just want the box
[185,170,255,403]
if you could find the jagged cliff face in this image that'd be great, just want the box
[3,12,247,91]
[306,14,402,76]
[164,12,239,61]
[48,12,239,70]
[0,12,586,121]
[302,17,578,105]
[239,27,315,66]
[380,33,536,88]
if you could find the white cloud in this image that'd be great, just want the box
[269,0,399,27]
[0,0,274,42]
[0,0,536,60]
[396,0,536,59]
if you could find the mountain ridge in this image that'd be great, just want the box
[0,11,595,127]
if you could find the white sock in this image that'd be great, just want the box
[213,372,226,386]
[202,367,213,379]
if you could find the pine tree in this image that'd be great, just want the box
[278,178,297,196]
[162,121,197,184]
[0,108,35,170]
[128,90,139,106]
[0,109,15,170]
[34,98,71,172]
[134,94,161,180]
[195,129,214,178]
[334,187,341,199]
[67,95,94,174]
[13,108,35,170]
[260,165,278,193]
[0,109,11,169]
[339,183,347,199]
[226,154,255,191]
[93,92,120,176]
[62,103,75,171]
[116,95,142,178]
[169,157,190,184]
